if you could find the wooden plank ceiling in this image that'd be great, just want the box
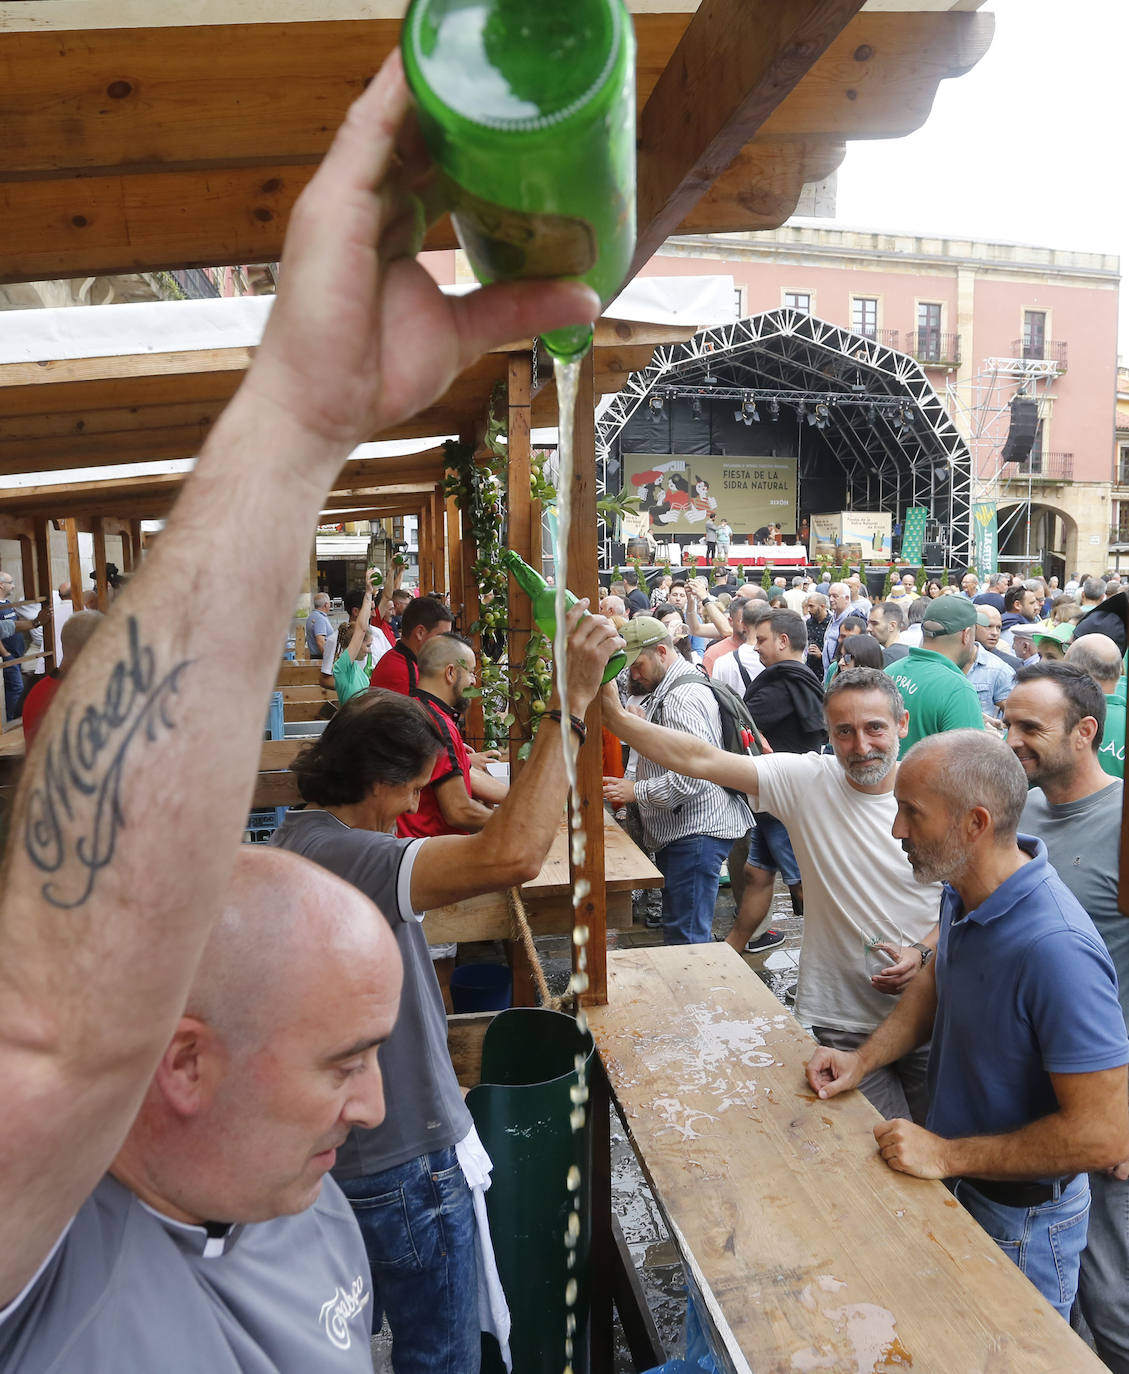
[0,0,993,520]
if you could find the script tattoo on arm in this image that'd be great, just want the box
[22,617,192,909]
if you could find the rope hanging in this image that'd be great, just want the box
[507,886,562,1011]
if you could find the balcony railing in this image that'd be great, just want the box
[852,326,901,349]
[905,330,961,367]
[1000,452,1074,482]
[1011,338,1068,371]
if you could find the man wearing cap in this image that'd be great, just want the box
[885,597,984,757]
[602,616,750,945]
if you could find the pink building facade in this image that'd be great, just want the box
[640,226,1120,576]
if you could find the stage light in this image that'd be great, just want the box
[691,398,702,420]
[649,394,664,411]
[867,404,879,426]
[768,398,780,422]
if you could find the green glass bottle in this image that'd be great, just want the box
[401,0,636,362]
[502,549,625,684]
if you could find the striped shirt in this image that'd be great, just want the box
[632,659,751,852]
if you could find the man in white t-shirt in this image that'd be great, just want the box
[711,599,764,695]
[604,666,941,1122]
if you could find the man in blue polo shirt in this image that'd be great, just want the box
[807,728,1129,1317]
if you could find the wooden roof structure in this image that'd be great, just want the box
[0,0,995,1004]
[0,0,993,525]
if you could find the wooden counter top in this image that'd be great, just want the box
[587,944,1104,1374]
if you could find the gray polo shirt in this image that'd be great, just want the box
[271,810,471,1178]
[0,1174,372,1370]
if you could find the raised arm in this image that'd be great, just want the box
[0,50,599,1307]
[601,682,759,803]
[411,608,622,911]
[683,584,729,641]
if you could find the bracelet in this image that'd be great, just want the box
[544,709,587,745]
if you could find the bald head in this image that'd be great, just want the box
[186,846,400,1053]
[1067,633,1123,694]
[904,730,1028,839]
[117,846,402,1224]
[59,609,103,666]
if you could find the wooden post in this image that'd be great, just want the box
[506,351,533,780]
[445,494,464,624]
[459,431,484,751]
[129,520,144,571]
[18,536,35,604]
[63,519,83,611]
[32,517,54,674]
[430,488,447,601]
[91,516,110,612]
[419,501,434,597]
[568,348,608,1009]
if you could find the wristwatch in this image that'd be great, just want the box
[910,942,933,967]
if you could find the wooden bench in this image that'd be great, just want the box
[587,944,1105,1374]
[276,663,324,688]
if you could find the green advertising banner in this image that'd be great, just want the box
[623,454,796,538]
[901,506,928,566]
[973,503,998,581]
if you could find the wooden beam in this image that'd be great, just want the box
[567,348,609,1009]
[0,165,306,285]
[63,519,83,611]
[91,515,110,612]
[633,0,866,272]
[430,488,446,600]
[32,517,55,671]
[678,139,845,235]
[445,494,464,627]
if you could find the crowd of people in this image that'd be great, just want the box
[2,44,1129,1374]
[598,558,1129,1359]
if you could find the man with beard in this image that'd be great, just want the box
[603,668,940,1120]
[397,633,502,838]
[1007,664,1129,1364]
[807,728,1129,1319]
[601,617,750,945]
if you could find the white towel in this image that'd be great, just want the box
[455,1125,512,1371]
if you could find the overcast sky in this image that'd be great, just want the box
[834,0,1127,359]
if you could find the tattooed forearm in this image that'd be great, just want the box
[22,617,192,909]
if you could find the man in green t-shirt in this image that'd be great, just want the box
[1067,633,1126,778]
[885,595,985,757]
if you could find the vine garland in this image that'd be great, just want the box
[441,393,557,754]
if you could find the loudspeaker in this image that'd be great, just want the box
[1002,397,1038,466]
[922,542,946,566]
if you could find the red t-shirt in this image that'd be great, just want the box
[21,674,61,749]
[368,642,417,696]
[369,607,396,648]
[396,691,473,838]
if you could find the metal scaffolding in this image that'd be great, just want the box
[597,309,973,566]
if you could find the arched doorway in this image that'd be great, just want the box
[997,501,1076,583]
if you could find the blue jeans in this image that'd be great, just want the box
[1075,1170,1129,1371]
[951,1173,1090,1318]
[654,833,733,945]
[746,812,801,887]
[338,1147,479,1374]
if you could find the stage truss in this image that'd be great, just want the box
[595,308,974,567]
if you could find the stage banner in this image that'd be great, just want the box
[623,453,796,538]
[901,506,928,566]
[973,503,998,581]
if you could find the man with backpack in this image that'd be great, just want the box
[602,616,750,945]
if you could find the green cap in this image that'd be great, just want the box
[1031,622,1075,648]
[621,615,670,665]
[921,598,989,637]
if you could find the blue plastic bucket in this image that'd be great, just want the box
[449,963,513,1013]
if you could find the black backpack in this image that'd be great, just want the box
[653,670,766,808]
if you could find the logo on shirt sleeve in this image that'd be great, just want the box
[319,1274,371,1350]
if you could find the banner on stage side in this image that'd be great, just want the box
[901,506,928,566]
[810,511,892,561]
[623,454,796,537]
[973,503,998,582]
